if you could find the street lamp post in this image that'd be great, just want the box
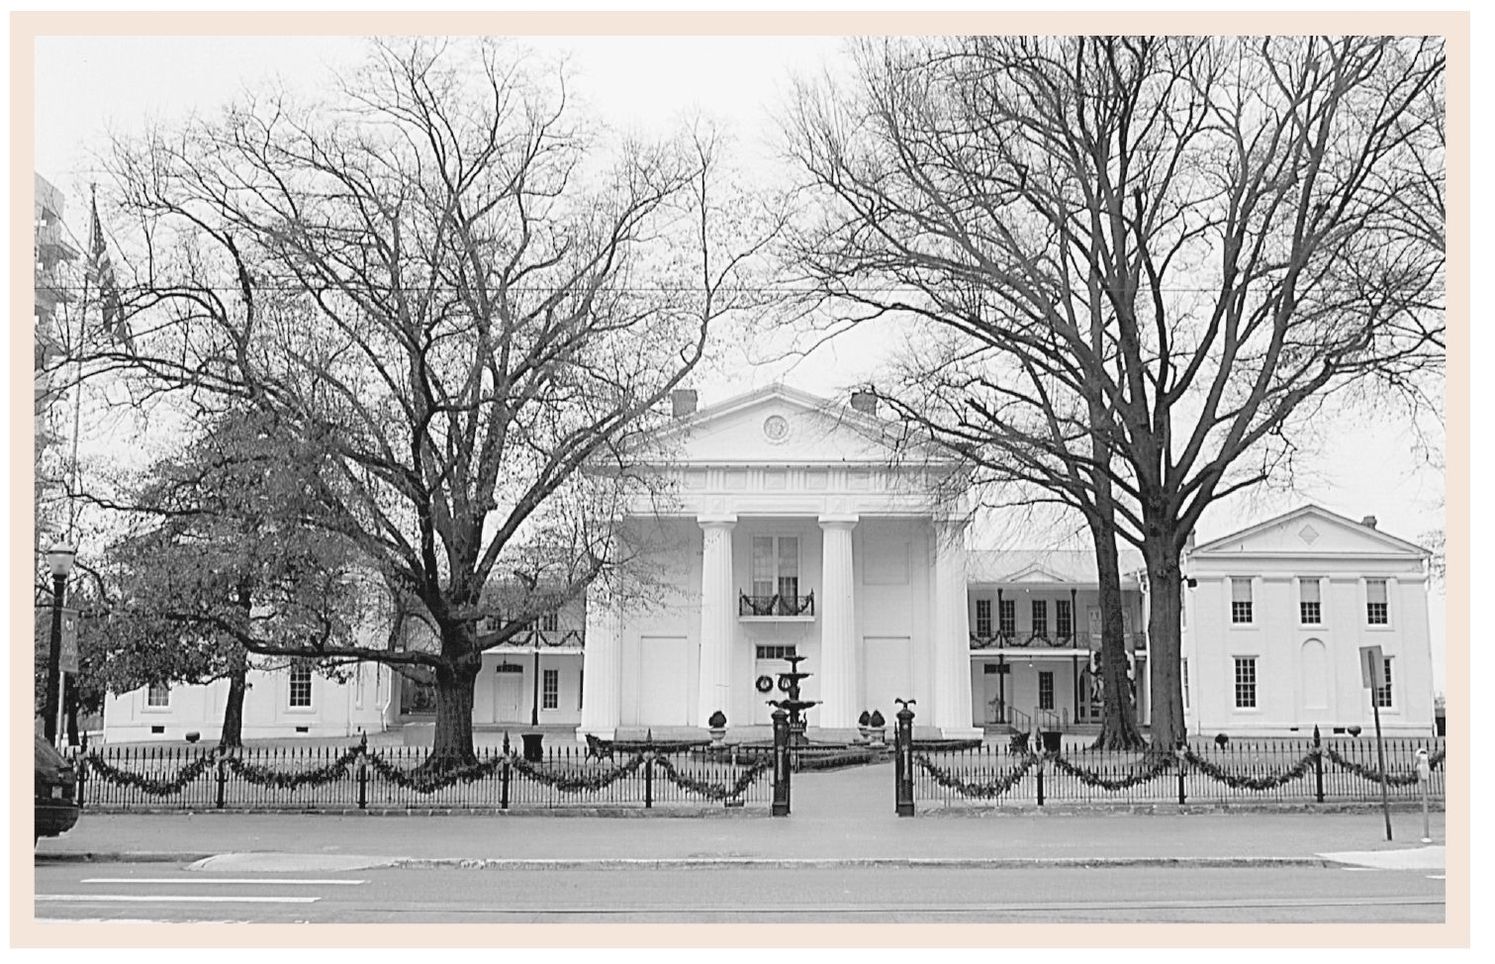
[42,544,76,745]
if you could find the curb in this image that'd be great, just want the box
[388,856,1339,871]
[36,852,1336,870]
[35,852,217,864]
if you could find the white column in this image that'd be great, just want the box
[579,576,623,740]
[818,514,859,729]
[696,516,736,727]
[932,518,980,736]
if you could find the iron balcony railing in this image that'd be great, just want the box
[969,630,1148,651]
[739,591,815,617]
[482,628,585,649]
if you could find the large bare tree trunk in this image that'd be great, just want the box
[430,626,481,764]
[1142,538,1187,756]
[1089,514,1145,750]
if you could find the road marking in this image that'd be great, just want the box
[36,895,318,904]
[81,878,365,886]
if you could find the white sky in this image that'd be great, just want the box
[27,31,1451,687]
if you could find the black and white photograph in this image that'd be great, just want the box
[16,7,1464,945]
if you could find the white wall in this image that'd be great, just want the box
[1184,550,1434,736]
[101,661,394,743]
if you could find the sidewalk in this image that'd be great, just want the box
[36,761,1446,871]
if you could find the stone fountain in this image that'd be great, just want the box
[768,653,818,746]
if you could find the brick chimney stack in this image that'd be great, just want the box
[1360,515,1378,529]
[671,389,698,418]
[850,390,878,415]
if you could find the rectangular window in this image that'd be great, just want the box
[289,663,312,708]
[1056,599,1073,637]
[998,599,1016,636]
[752,536,800,606]
[1231,578,1254,624]
[1367,579,1389,625]
[146,683,170,708]
[1375,657,1394,708]
[777,537,799,599]
[539,611,559,633]
[1182,659,1190,709]
[975,599,992,637]
[755,645,798,660]
[1299,578,1322,625]
[542,669,559,710]
[578,669,584,710]
[1233,657,1257,709]
[1031,600,1048,637]
[1038,671,1054,710]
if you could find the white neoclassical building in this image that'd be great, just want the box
[1181,505,1436,737]
[99,387,1438,743]
[578,384,980,739]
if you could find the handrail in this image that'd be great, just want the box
[738,592,815,617]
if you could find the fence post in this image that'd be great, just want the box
[1312,726,1325,804]
[73,742,86,810]
[894,699,915,817]
[1035,754,1045,807]
[500,732,511,811]
[215,748,228,810]
[644,729,654,810]
[356,733,369,811]
[771,707,791,817]
[1176,744,1187,806]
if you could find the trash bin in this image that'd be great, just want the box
[1041,731,1062,754]
[522,733,544,762]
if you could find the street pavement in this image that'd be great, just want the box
[35,760,1447,873]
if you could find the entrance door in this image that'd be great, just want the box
[863,636,912,721]
[494,664,524,723]
[636,635,690,726]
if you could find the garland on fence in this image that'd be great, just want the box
[1048,754,1177,791]
[83,752,215,796]
[223,747,364,790]
[650,755,770,800]
[1181,747,1316,791]
[1320,746,1429,787]
[363,752,509,794]
[914,753,1038,798]
[508,753,649,792]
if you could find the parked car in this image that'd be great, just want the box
[34,731,80,842]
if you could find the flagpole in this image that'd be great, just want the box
[67,186,96,545]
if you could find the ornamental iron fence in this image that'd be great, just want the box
[911,731,1446,809]
[77,736,772,812]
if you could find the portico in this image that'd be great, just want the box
[576,385,981,740]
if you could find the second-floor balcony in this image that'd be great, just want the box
[481,627,585,650]
[969,630,1148,652]
[739,591,815,618]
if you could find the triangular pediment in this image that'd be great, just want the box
[649,384,954,468]
[1192,505,1428,558]
[1003,562,1072,584]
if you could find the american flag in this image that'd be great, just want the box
[86,187,129,350]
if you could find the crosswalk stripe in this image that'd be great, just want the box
[81,878,364,886]
[37,895,318,904]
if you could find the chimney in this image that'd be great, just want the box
[850,390,878,416]
[1360,515,1378,530]
[671,389,698,418]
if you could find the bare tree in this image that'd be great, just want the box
[876,335,1145,748]
[787,35,1445,751]
[88,38,777,762]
